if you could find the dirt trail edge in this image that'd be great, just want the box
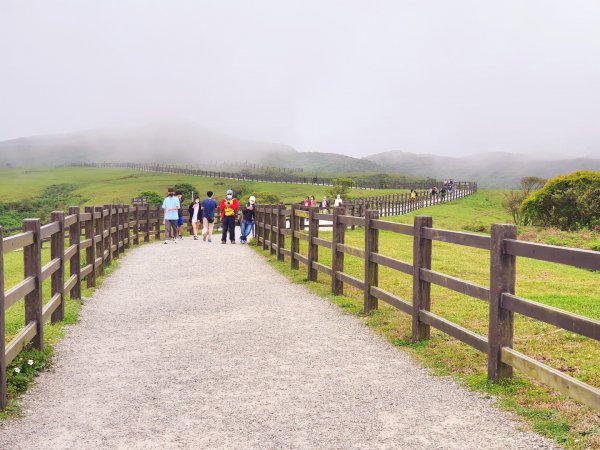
[0,238,557,449]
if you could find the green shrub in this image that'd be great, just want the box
[252,192,280,204]
[521,171,600,231]
[138,191,163,204]
[173,183,198,199]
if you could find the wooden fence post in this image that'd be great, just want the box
[106,205,114,263]
[412,216,432,342]
[307,206,319,281]
[144,206,150,242]
[364,209,379,313]
[277,204,285,262]
[95,206,105,276]
[270,205,277,255]
[331,206,346,295]
[290,204,299,270]
[50,211,65,323]
[0,227,7,410]
[263,206,270,251]
[85,206,96,287]
[68,206,81,299]
[133,205,140,246]
[124,205,131,250]
[255,206,262,245]
[155,205,161,240]
[488,223,517,381]
[23,219,43,350]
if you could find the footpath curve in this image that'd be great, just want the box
[0,238,556,449]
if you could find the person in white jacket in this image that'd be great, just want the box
[334,194,343,207]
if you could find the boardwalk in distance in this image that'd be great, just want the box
[0,238,555,449]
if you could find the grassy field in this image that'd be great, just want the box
[253,190,600,449]
[0,167,406,205]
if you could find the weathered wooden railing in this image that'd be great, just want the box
[0,203,165,409]
[254,204,600,409]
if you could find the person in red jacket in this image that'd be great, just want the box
[219,189,239,244]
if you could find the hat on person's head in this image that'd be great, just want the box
[227,189,233,195]
[249,196,256,204]
[336,194,341,198]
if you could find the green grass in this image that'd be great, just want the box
[252,191,600,449]
[0,167,410,206]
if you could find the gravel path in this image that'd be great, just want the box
[0,237,557,449]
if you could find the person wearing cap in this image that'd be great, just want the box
[219,189,239,244]
[320,195,330,213]
[240,195,256,244]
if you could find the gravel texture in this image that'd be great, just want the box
[0,237,558,449]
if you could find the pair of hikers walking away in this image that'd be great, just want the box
[217,191,256,244]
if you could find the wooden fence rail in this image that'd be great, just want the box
[254,204,600,410]
[0,202,177,409]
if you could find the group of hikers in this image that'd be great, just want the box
[302,194,343,212]
[161,188,256,245]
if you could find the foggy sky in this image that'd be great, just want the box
[1,0,600,158]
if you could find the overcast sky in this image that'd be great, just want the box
[1,0,599,157]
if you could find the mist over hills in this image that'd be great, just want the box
[0,124,598,187]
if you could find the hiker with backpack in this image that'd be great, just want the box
[219,189,239,244]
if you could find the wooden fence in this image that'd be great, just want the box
[0,203,171,409]
[71,162,477,191]
[254,204,600,409]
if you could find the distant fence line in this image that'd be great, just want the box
[70,162,477,191]
[253,204,600,410]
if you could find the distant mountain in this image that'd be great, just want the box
[364,151,600,187]
[1,123,598,187]
[0,122,296,167]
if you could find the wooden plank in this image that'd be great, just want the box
[338,215,365,227]
[280,248,291,257]
[419,310,489,353]
[501,347,600,410]
[64,243,77,260]
[4,277,36,311]
[420,268,489,302]
[81,264,93,277]
[312,237,332,249]
[422,227,490,250]
[370,220,413,235]
[370,287,412,315]
[501,293,600,341]
[488,223,517,381]
[294,253,309,266]
[40,258,61,282]
[3,231,34,253]
[40,221,60,239]
[42,293,62,323]
[504,239,600,271]
[64,274,78,293]
[335,271,365,290]
[79,212,92,221]
[312,261,332,276]
[93,212,101,219]
[94,257,103,267]
[94,235,101,244]
[4,321,37,366]
[336,243,365,259]
[370,253,412,275]
[64,214,77,227]
[280,229,292,236]
[293,231,310,241]
[79,239,92,250]
[314,213,332,221]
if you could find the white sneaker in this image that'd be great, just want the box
[163,240,169,244]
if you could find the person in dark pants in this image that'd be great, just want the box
[240,195,256,243]
[219,189,239,244]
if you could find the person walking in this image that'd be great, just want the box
[188,196,201,240]
[176,191,185,239]
[240,195,256,244]
[334,194,343,207]
[320,196,330,213]
[219,189,239,244]
[201,191,218,242]
[162,187,180,244]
